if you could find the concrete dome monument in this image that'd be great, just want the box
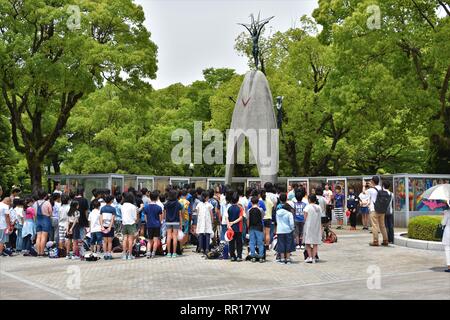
[225,13,279,186]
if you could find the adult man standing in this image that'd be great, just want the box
[323,184,333,228]
[368,176,389,247]
[74,188,89,243]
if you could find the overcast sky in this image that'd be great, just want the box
[134,0,318,89]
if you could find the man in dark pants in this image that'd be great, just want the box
[383,181,395,243]
[347,187,359,230]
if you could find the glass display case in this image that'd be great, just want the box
[46,173,450,228]
[124,176,137,192]
[308,178,327,194]
[84,177,109,198]
[326,178,346,195]
[137,177,154,191]
[170,178,190,189]
[191,178,207,190]
[394,177,407,212]
[155,177,170,193]
[347,178,364,195]
[409,177,449,212]
[208,178,225,190]
[287,178,309,193]
[247,179,261,190]
[111,176,124,195]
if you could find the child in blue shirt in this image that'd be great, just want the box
[334,185,345,230]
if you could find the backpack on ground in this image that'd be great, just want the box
[49,248,59,258]
[374,188,392,214]
[132,242,147,257]
[323,227,337,243]
[112,236,121,248]
[84,252,100,261]
[206,242,224,260]
[30,246,38,257]
[58,247,67,258]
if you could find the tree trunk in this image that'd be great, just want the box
[301,141,313,176]
[28,156,43,193]
[429,65,450,173]
[51,154,61,174]
[283,135,299,176]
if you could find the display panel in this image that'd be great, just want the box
[170,178,190,189]
[409,177,449,212]
[137,178,154,191]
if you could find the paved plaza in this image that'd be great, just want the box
[1,229,449,300]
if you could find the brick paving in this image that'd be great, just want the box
[1,228,449,300]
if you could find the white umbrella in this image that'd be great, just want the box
[421,184,450,203]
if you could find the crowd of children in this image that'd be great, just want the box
[0,179,395,264]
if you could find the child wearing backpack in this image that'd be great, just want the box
[65,201,81,259]
[58,195,70,254]
[294,189,308,250]
[22,198,35,256]
[144,191,163,259]
[100,195,116,260]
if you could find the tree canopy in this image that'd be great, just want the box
[1,0,449,193]
[0,0,158,191]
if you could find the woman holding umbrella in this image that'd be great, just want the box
[422,184,450,273]
[443,205,450,273]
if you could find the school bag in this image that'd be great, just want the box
[30,246,38,257]
[84,252,100,261]
[112,236,122,253]
[206,242,225,259]
[58,247,67,258]
[132,242,147,257]
[49,247,59,258]
[374,188,392,214]
[323,228,338,243]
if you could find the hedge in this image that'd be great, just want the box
[408,216,443,241]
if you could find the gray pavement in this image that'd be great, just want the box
[1,228,449,300]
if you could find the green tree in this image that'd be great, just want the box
[0,0,157,192]
[313,0,450,173]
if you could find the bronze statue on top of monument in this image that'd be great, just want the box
[238,13,274,73]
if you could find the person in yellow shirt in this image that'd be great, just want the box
[179,190,190,246]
